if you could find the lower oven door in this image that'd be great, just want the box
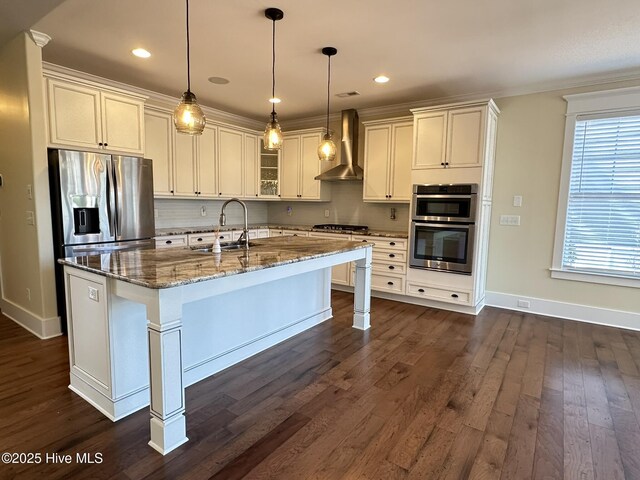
[409,222,475,274]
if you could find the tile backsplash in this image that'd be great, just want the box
[154,198,269,228]
[267,182,409,232]
[155,183,409,232]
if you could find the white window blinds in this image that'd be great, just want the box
[562,114,640,277]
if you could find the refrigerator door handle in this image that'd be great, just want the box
[106,159,117,238]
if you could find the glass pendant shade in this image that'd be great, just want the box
[263,113,283,150]
[317,133,337,162]
[174,91,206,135]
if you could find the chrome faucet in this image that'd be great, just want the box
[219,198,249,249]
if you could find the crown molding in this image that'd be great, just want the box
[29,30,51,48]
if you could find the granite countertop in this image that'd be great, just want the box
[155,224,408,239]
[59,236,371,289]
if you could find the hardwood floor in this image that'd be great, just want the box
[1,291,640,479]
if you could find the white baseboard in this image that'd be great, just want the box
[485,291,640,331]
[0,297,61,338]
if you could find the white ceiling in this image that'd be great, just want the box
[28,0,640,121]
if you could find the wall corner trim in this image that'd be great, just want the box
[485,291,640,332]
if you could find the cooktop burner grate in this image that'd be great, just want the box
[312,224,369,232]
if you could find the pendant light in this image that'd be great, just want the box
[263,8,284,150]
[173,0,206,135]
[318,47,338,162]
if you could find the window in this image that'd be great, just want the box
[552,87,640,287]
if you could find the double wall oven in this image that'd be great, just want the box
[409,184,477,274]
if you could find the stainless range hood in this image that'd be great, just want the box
[315,109,363,181]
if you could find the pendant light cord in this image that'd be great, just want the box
[271,18,276,117]
[186,0,191,93]
[326,55,331,134]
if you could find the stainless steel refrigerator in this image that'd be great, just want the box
[49,149,155,328]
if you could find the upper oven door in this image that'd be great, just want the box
[412,194,477,223]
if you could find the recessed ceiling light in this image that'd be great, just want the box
[269,97,281,104]
[208,76,230,85]
[374,75,390,84]
[131,48,151,58]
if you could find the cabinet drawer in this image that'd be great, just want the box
[356,237,407,251]
[373,261,406,275]
[407,283,471,305]
[371,273,405,294]
[155,235,187,248]
[269,229,283,237]
[188,233,217,245]
[373,249,407,263]
[282,229,309,237]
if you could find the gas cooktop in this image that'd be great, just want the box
[312,224,369,232]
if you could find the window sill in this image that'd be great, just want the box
[550,268,640,289]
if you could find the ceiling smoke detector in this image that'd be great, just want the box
[336,91,361,98]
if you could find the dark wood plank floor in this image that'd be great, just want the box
[2,291,640,479]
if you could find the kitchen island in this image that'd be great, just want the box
[59,236,372,454]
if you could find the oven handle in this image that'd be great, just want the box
[411,221,474,229]
[413,194,475,200]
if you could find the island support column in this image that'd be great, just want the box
[146,288,188,454]
[353,246,372,330]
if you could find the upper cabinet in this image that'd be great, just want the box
[362,117,413,202]
[412,101,498,170]
[259,139,280,198]
[144,107,265,200]
[45,75,145,155]
[280,129,330,201]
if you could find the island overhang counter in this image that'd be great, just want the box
[59,236,372,454]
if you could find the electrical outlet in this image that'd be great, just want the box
[25,211,35,225]
[499,215,520,226]
[324,209,330,218]
[88,286,99,302]
[26,288,31,302]
[26,184,32,199]
[517,299,530,308]
[154,208,159,219]
[513,195,523,207]
[390,207,396,220]
[200,206,207,217]
[287,206,293,217]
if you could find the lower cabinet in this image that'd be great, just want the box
[309,232,352,286]
[154,234,188,248]
[406,283,472,306]
[358,236,407,295]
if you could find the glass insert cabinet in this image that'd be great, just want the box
[259,139,280,197]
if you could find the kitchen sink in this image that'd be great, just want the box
[191,242,255,253]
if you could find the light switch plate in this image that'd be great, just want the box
[500,215,521,226]
[513,195,523,207]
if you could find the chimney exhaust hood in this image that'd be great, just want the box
[315,109,363,181]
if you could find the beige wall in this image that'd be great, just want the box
[488,82,640,313]
[0,32,58,337]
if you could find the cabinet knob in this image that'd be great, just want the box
[387,281,394,286]
[170,190,174,194]
[418,288,425,293]
[104,143,108,147]
[165,240,172,244]
[388,265,395,270]
[390,242,396,246]
[98,142,103,146]
[362,239,367,242]
[197,237,203,242]
[451,293,459,298]
[445,162,449,166]
[389,253,395,258]
[440,162,444,166]
[255,194,258,197]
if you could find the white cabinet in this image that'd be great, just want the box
[280,130,330,201]
[412,103,497,170]
[46,76,145,155]
[174,122,217,198]
[308,232,352,286]
[218,127,244,198]
[154,235,188,248]
[363,118,413,202]
[360,236,408,295]
[144,109,174,196]
[244,135,260,198]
